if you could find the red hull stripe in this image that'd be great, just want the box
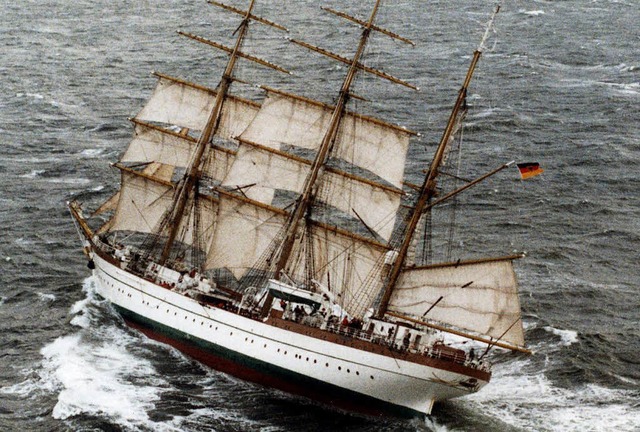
[113,305,425,418]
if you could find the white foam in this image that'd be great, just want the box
[521,9,545,16]
[45,177,92,185]
[424,416,450,432]
[16,92,44,100]
[1,277,181,430]
[465,359,640,432]
[37,292,56,302]
[544,326,579,346]
[20,169,45,179]
[80,148,104,157]
[40,332,163,428]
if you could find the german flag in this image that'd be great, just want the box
[517,162,544,180]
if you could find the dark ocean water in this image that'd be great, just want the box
[1,0,639,431]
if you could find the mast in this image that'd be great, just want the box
[272,0,383,278]
[376,5,501,318]
[159,1,257,265]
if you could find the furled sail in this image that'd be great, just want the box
[388,257,525,347]
[238,89,412,189]
[134,74,260,139]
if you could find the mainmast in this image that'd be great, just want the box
[272,0,383,278]
[376,5,501,318]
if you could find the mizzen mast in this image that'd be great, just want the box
[376,5,501,318]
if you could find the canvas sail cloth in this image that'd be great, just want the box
[122,122,235,183]
[230,89,410,241]
[107,167,217,249]
[205,195,287,280]
[388,258,525,347]
[134,74,260,139]
[101,74,259,250]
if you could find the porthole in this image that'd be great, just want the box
[338,366,342,371]
[370,375,374,380]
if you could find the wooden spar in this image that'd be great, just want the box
[178,31,291,75]
[272,0,385,279]
[289,38,418,90]
[258,85,417,135]
[68,201,95,240]
[114,163,175,188]
[321,7,414,46]
[375,5,501,319]
[130,118,238,157]
[149,72,261,108]
[160,0,257,265]
[237,137,404,195]
[208,1,288,32]
[478,317,525,360]
[419,161,515,214]
[407,253,525,271]
[386,311,533,354]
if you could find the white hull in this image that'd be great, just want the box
[90,252,488,417]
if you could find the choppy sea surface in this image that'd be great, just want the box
[1,1,639,431]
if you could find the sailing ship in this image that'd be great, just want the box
[69,0,532,417]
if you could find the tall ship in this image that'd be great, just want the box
[69,0,533,417]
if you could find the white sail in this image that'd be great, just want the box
[205,195,286,279]
[135,74,260,139]
[238,89,412,188]
[285,223,387,317]
[122,122,235,183]
[316,170,400,241]
[389,257,525,347]
[108,168,217,251]
[223,140,402,240]
[221,142,307,205]
[109,169,175,235]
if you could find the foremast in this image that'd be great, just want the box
[150,1,290,270]
[158,1,258,266]
[376,6,502,318]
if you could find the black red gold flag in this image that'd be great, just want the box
[516,162,543,180]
